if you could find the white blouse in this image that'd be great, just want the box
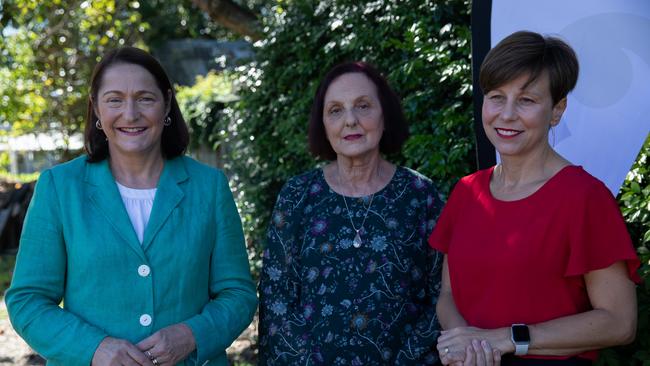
[116,181,157,244]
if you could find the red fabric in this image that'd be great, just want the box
[429,166,641,361]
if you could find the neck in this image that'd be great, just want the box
[109,153,164,189]
[327,151,393,197]
[496,144,568,189]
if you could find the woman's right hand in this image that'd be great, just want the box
[92,337,154,366]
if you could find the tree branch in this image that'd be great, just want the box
[191,0,262,40]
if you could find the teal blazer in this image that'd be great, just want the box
[5,155,257,366]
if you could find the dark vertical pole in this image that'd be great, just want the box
[471,0,496,169]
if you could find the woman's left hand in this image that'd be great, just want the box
[453,340,501,366]
[437,326,511,363]
[136,323,196,366]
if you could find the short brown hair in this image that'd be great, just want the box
[479,31,579,105]
[308,62,408,160]
[84,47,189,162]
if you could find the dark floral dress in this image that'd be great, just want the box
[258,167,444,365]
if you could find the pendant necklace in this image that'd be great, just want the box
[341,193,375,248]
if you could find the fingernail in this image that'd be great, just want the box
[481,340,488,349]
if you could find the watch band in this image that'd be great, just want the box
[514,342,529,356]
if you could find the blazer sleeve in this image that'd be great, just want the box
[5,170,108,366]
[183,170,258,364]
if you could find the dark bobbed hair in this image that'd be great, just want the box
[479,31,579,106]
[84,46,189,162]
[308,61,409,161]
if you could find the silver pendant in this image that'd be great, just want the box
[353,231,362,248]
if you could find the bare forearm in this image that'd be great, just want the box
[480,308,635,357]
[526,308,636,356]
[526,265,637,356]
[439,307,636,362]
[436,291,468,330]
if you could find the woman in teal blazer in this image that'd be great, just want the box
[5,47,257,366]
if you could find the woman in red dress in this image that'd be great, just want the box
[429,31,640,366]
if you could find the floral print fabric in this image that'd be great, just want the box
[259,167,444,365]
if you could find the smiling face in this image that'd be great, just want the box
[482,72,567,160]
[322,72,384,161]
[94,62,170,163]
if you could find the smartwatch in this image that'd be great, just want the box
[510,324,530,356]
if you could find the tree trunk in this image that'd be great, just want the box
[192,0,262,40]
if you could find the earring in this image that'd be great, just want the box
[95,120,103,130]
[163,116,172,126]
[550,125,556,147]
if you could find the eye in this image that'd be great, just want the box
[519,97,535,105]
[106,97,122,105]
[328,106,342,116]
[354,102,372,116]
[138,96,155,103]
[488,94,504,102]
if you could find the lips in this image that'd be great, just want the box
[495,128,522,138]
[117,127,147,134]
[344,134,363,141]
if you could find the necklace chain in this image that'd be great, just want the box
[341,193,374,248]
[335,164,380,248]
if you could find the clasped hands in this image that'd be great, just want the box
[91,323,196,366]
[436,326,512,366]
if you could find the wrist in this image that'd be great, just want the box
[494,327,516,354]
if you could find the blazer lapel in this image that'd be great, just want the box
[85,159,144,259]
[141,157,187,251]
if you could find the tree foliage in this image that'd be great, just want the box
[176,71,237,152]
[0,0,239,139]
[0,0,146,140]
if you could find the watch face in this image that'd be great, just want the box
[512,325,530,342]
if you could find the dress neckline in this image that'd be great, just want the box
[319,166,401,199]
[485,165,578,204]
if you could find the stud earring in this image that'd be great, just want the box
[163,116,172,126]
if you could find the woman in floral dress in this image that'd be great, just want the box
[258,61,444,365]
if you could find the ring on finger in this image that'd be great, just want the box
[444,347,449,354]
[152,357,159,366]
[145,350,153,359]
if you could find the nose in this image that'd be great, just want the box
[124,99,140,122]
[500,99,517,122]
[344,108,358,127]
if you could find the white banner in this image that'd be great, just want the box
[491,0,650,194]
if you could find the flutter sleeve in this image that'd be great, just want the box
[258,177,313,365]
[428,180,466,254]
[565,178,641,283]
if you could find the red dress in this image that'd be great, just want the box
[429,166,641,361]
